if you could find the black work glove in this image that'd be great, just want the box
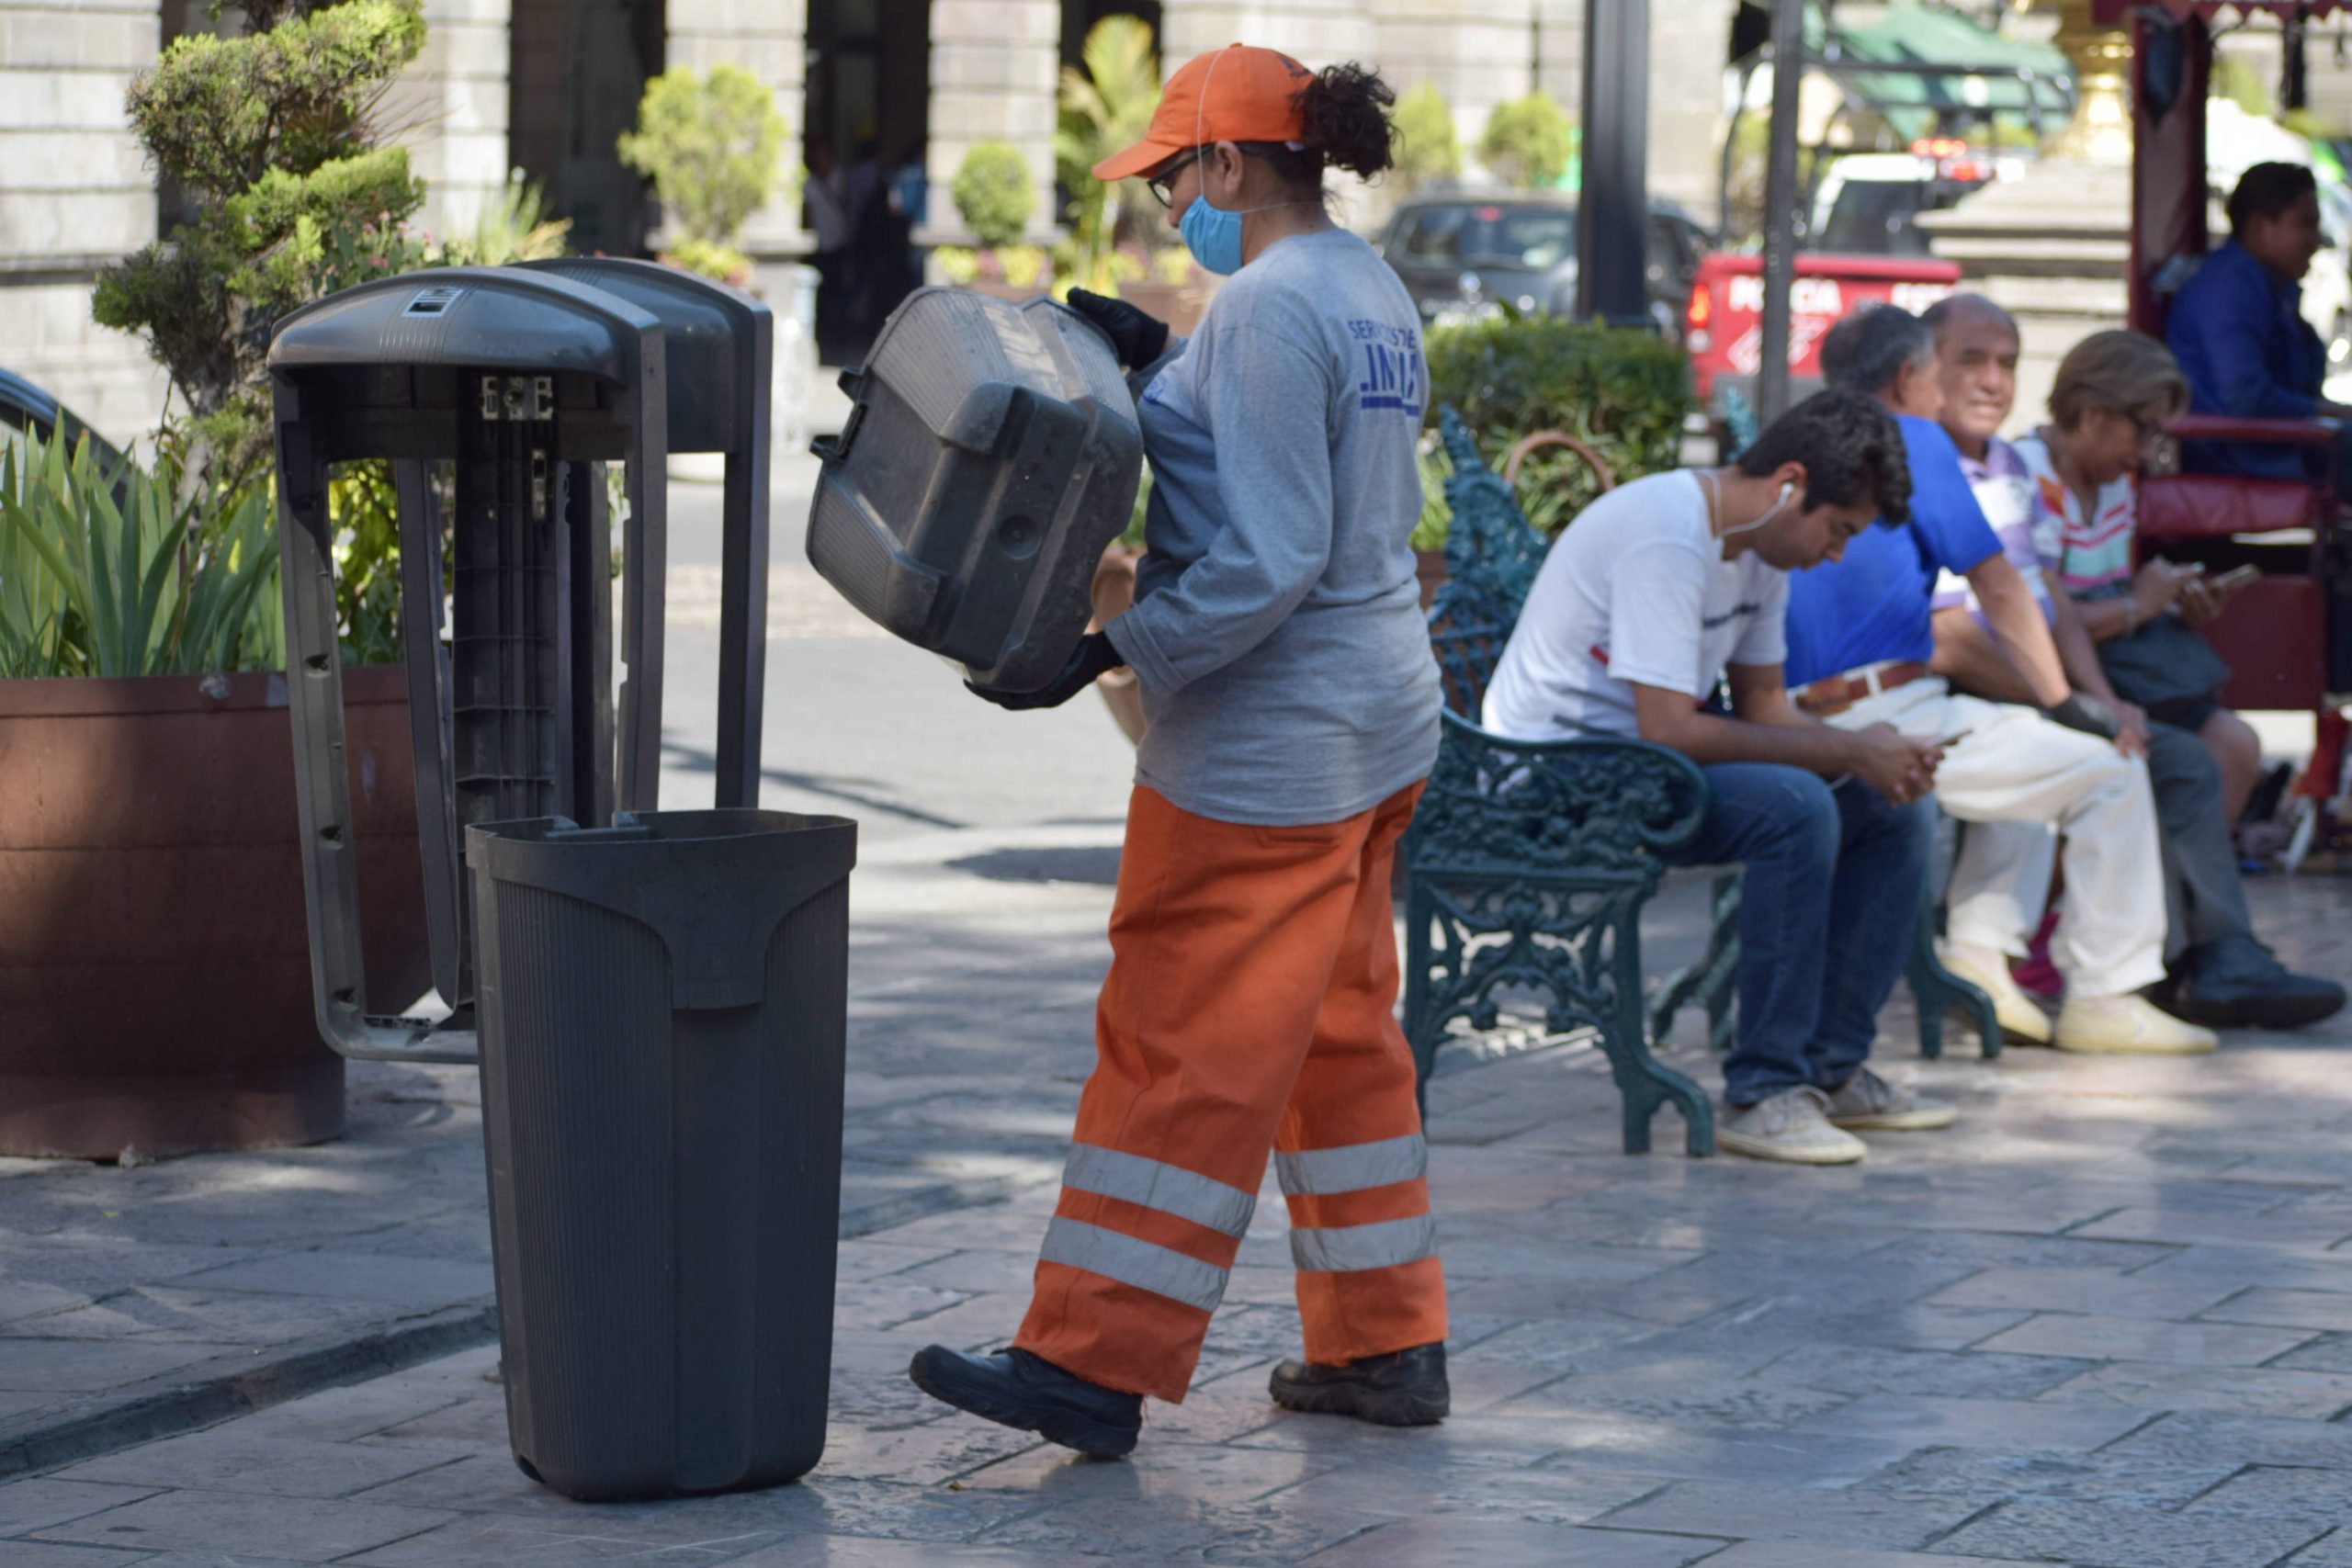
[1066,288,1170,369]
[2042,691,2122,740]
[967,631,1126,711]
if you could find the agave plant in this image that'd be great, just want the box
[1056,15,1163,295]
[0,431,283,680]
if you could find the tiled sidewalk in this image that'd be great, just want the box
[7,880,2352,1564]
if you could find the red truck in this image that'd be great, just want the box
[1684,253,1962,415]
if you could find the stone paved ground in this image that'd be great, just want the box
[8,873,2352,1565]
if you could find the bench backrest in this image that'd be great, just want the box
[1428,406,1551,719]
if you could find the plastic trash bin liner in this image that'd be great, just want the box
[807,286,1144,692]
[467,807,856,1501]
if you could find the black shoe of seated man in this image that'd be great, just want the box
[1066,288,1170,369]
[1268,1343,1450,1427]
[908,1345,1142,1458]
[2167,936,2346,1030]
[966,632,1125,711]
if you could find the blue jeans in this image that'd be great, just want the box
[1661,764,1934,1106]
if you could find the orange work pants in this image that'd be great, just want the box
[1013,782,1447,1403]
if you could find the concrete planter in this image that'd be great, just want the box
[0,666,430,1159]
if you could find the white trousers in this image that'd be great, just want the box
[1822,678,2167,998]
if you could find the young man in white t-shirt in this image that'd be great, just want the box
[1485,391,1950,1165]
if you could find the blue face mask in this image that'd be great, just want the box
[1180,192,1246,276]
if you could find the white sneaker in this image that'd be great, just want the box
[1824,1066,1958,1131]
[2052,994,2220,1055]
[1939,943,2054,1046]
[1717,1087,1868,1165]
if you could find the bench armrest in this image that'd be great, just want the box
[1408,710,1710,874]
[2168,413,2341,448]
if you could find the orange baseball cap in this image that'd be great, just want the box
[1091,44,1316,183]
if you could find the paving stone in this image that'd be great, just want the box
[1256,1456,1670,1526]
[2103,1410,2352,1469]
[2201,1287,2352,1332]
[171,1250,494,1304]
[1527,1419,1917,1488]
[2132,1246,2352,1295]
[340,1509,791,1564]
[1306,1517,1722,1566]
[724,1538,1063,1567]
[1790,1393,2151,1452]
[51,1427,459,1499]
[1751,1345,2095,1402]
[1859,1232,2182,1275]
[2033,1360,2352,1419]
[1970,1313,2318,1366]
[831,1278,975,1333]
[1925,1267,2243,1321]
[1587,1477,1979,1551]
[1692,1545,2043,1568]
[0,1336,245,1393]
[2279,1526,2352,1564]
[2070,1207,2352,1250]
[2275,1334,2352,1373]
[0,1479,161,1534]
[1930,1498,2332,1568]
[1493,1365,1857,1430]
[0,1546,154,1568]
[2183,1464,2352,1529]
[30,1487,458,1559]
[816,1419,1046,1486]
[1850,1443,2237,1510]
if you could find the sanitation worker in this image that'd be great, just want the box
[907,44,1448,1458]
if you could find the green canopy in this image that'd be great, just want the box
[1770,1,2075,136]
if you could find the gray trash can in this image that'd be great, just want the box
[466,807,856,1501]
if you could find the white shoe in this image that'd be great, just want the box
[1938,943,2054,1046]
[1824,1066,1958,1132]
[2052,994,2220,1055]
[1717,1087,1868,1165]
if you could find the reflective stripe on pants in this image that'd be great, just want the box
[1013,782,1447,1403]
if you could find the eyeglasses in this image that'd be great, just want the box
[1146,150,1204,210]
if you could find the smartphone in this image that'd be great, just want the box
[2208,564,2259,592]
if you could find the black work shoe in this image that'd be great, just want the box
[2169,939,2346,1031]
[1268,1342,1450,1427]
[908,1345,1141,1458]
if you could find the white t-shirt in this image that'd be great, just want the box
[1482,470,1790,743]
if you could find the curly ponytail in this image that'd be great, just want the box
[1258,62,1397,190]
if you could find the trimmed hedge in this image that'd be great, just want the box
[1424,313,1694,535]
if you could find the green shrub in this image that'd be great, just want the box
[1424,313,1693,536]
[0,432,283,680]
[618,62,789,279]
[1057,15,1162,293]
[1478,92,1574,190]
[1393,85,1462,195]
[92,0,431,491]
[952,141,1036,251]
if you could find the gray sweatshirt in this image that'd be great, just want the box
[1106,227,1441,827]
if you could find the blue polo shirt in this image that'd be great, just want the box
[2166,239,2325,484]
[1782,415,2003,687]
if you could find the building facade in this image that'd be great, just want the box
[5,0,1736,449]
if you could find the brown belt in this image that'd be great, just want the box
[1791,660,1928,718]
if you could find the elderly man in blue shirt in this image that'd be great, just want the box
[2167,161,2352,491]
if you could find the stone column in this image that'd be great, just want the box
[0,1,168,447]
[923,0,1060,248]
[1372,0,1534,183]
[665,0,808,258]
[1160,0,1378,71]
[1646,0,1736,215]
[388,0,513,242]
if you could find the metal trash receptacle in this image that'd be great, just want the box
[466,807,856,1502]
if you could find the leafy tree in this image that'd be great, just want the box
[617,63,790,285]
[1056,15,1163,293]
[93,0,430,491]
[952,141,1036,250]
[1479,92,1575,190]
[1392,84,1462,195]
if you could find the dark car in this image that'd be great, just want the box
[1374,191,1713,339]
[0,367,131,476]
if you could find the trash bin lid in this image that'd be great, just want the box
[517,258,771,454]
[268,265,662,386]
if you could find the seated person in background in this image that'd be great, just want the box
[2167,161,2352,493]
[1786,304,2215,1056]
[1484,390,1951,1167]
[2015,331,2339,1028]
